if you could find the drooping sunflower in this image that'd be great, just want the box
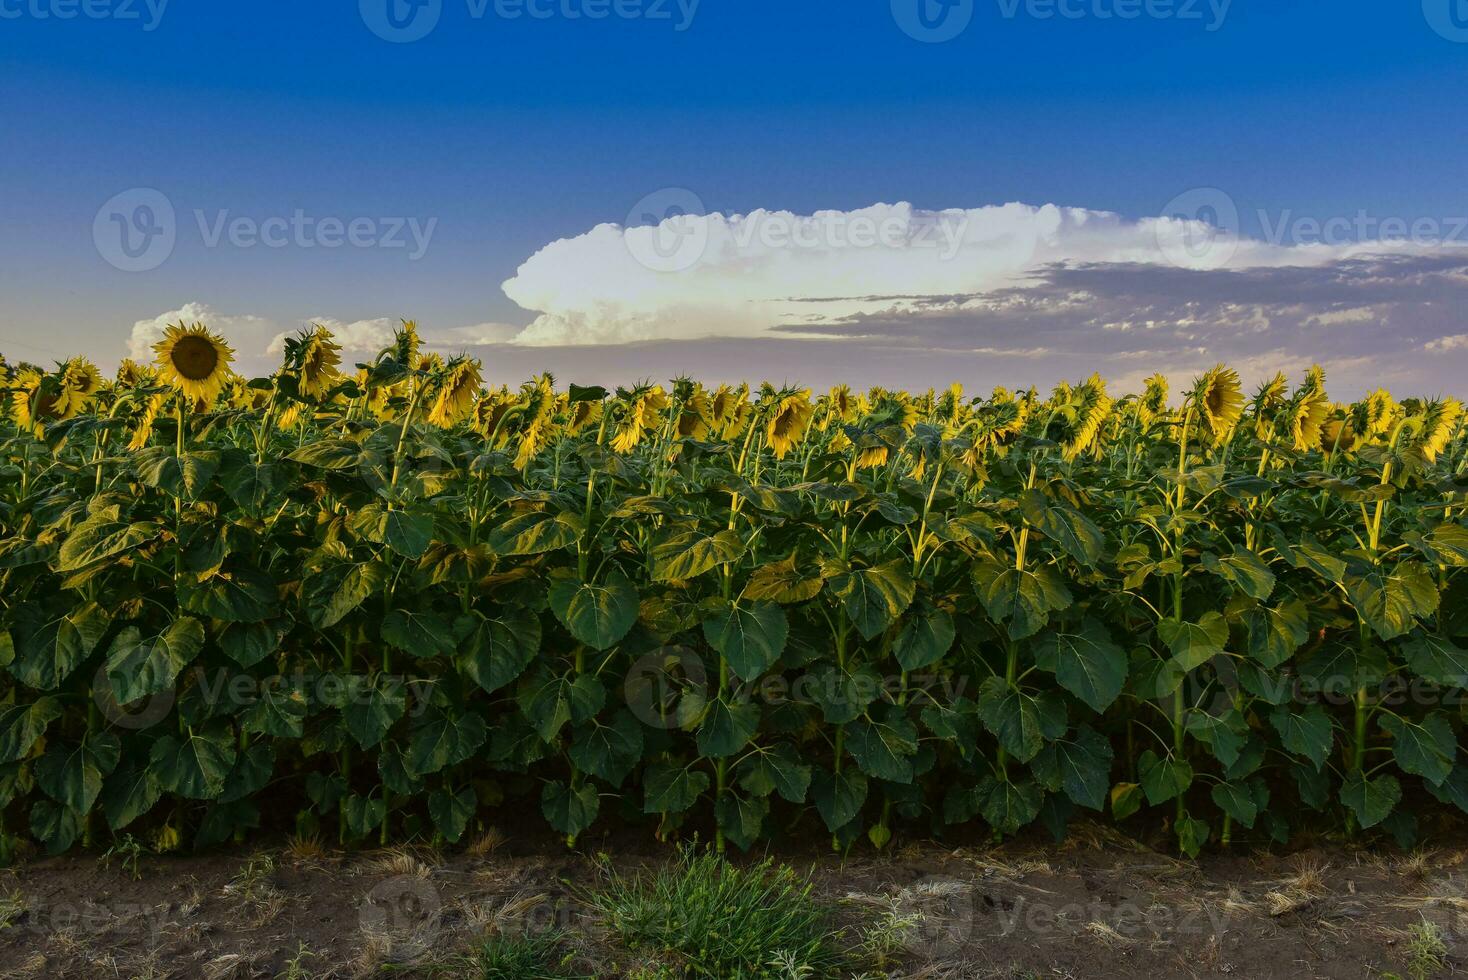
[153,322,234,404]
[55,357,103,416]
[1352,389,1397,441]
[1319,409,1356,455]
[710,384,752,440]
[290,325,343,399]
[115,358,158,389]
[11,369,68,435]
[610,384,669,454]
[474,386,517,444]
[1138,374,1169,427]
[1057,374,1112,461]
[763,388,814,460]
[1284,389,1331,452]
[128,391,169,450]
[428,356,483,428]
[1404,397,1464,465]
[512,374,559,469]
[1192,365,1244,443]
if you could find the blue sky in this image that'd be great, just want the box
[2,1,1467,394]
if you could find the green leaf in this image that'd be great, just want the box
[736,744,811,803]
[828,560,915,641]
[349,504,435,559]
[1243,600,1309,668]
[240,679,308,738]
[976,676,1066,764]
[150,726,237,800]
[1034,619,1128,712]
[105,617,204,705]
[0,697,63,763]
[11,602,111,691]
[701,600,788,681]
[696,697,760,759]
[569,710,645,784]
[1383,712,1456,785]
[57,511,159,571]
[716,793,769,851]
[1202,550,1275,601]
[1158,613,1229,671]
[976,564,1071,641]
[846,708,919,783]
[382,608,456,659]
[132,448,221,498]
[1138,750,1193,805]
[1020,491,1105,566]
[1031,726,1113,810]
[406,705,487,776]
[643,764,709,814]
[650,525,743,581]
[316,561,387,629]
[891,606,955,672]
[1345,561,1440,641]
[340,675,408,750]
[1176,817,1210,858]
[30,799,81,855]
[342,794,386,837]
[182,564,280,624]
[811,767,868,832]
[977,776,1043,834]
[35,732,120,813]
[1269,704,1334,770]
[547,569,639,651]
[743,555,824,604]
[517,670,605,742]
[286,438,364,470]
[101,763,161,831]
[458,606,541,695]
[1210,781,1259,828]
[1403,633,1468,688]
[429,786,476,843]
[486,511,583,557]
[1339,771,1401,829]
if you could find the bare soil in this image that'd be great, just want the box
[2,821,1467,978]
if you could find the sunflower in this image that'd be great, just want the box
[55,357,102,416]
[116,358,158,389]
[10,369,68,434]
[1404,397,1464,465]
[512,374,558,469]
[1053,375,1111,460]
[153,322,234,404]
[128,391,169,450]
[1139,374,1169,426]
[1352,389,1397,441]
[292,325,343,399]
[428,357,482,428]
[1193,365,1244,443]
[610,384,669,454]
[564,396,603,436]
[475,387,517,444]
[1284,390,1330,452]
[1319,411,1356,455]
[763,388,814,460]
[391,320,422,367]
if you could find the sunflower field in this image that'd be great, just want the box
[1,321,1467,861]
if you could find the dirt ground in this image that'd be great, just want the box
[2,820,1467,979]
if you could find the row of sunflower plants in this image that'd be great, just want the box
[0,322,1466,861]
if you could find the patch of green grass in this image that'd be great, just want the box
[470,931,583,979]
[1406,919,1449,980]
[586,845,850,979]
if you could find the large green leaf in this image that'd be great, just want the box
[1403,632,1468,688]
[569,710,645,784]
[1339,771,1401,829]
[891,605,955,672]
[35,731,120,813]
[643,763,709,814]
[1020,491,1105,566]
[1158,613,1229,671]
[701,599,788,681]
[1344,561,1440,641]
[846,707,919,782]
[1269,703,1334,770]
[976,676,1066,764]
[150,726,237,800]
[57,510,160,571]
[459,606,541,695]
[0,697,63,763]
[105,617,204,705]
[828,560,915,641]
[1383,712,1456,785]
[736,743,811,803]
[1031,726,1113,810]
[10,602,111,691]
[406,705,487,776]
[976,564,1071,641]
[1202,550,1275,601]
[1033,618,1127,712]
[487,511,583,557]
[650,525,743,581]
[547,569,639,650]
[811,767,868,832]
